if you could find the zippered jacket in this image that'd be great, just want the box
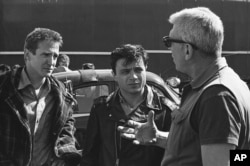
[82,85,174,166]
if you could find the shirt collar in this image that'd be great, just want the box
[118,88,146,109]
[190,57,228,89]
[117,85,158,110]
[18,68,32,90]
[18,68,51,91]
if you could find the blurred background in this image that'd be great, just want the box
[1,0,250,81]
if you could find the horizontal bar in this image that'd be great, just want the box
[73,113,90,118]
[0,50,250,55]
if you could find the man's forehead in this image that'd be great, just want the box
[169,28,175,37]
[36,40,60,53]
[37,40,60,48]
[118,58,144,67]
[169,26,179,38]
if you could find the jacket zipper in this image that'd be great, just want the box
[114,122,121,166]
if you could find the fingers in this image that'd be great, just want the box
[117,113,156,145]
[133,138,157,145]
[117,126,135,134]
[133,140,141,145]
[118,125,136,140]
[148,110,155,126]
[120,133,136,140]
[126,120,142,128]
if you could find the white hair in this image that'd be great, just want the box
[169,7,224,56]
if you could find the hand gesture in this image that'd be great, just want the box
[117,110,158,145]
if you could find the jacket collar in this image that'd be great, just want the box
[18,68,32,90]
[5,66,64,117]
[105,85,163,122]
[190,57,228,90]
[108,85,162,111]
[18,67,51,93]
[10,66,58,91]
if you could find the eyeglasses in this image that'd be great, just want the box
[162,36,198,50]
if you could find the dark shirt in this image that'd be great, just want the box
[191,85,240,146]
[161,57,250,166]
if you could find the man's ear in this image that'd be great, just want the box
[24,49,30,62]
[112,70,117,81]
[184,44,193,61]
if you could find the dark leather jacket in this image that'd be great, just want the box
[0,67,81,166]
[82,85,174,166]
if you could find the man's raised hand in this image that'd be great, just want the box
[117,110,158,145]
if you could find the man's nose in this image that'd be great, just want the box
[130,70,138,79]
[47,56,56,65]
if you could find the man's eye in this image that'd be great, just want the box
[53,54,59,59]
[134,68,143,73]
[121,70,130,74]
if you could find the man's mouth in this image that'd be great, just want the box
[45,68,53,71]
[129,83,140,86]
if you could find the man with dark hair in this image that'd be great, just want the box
[81,44,174,166]
[82,63,95,70]
[0,28,81,166]
[118,7,250,166]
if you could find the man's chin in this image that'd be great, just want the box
[130,88,142,94]
[44,72,52,77]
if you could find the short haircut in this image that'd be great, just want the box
[169,7,224,56]
[82,63,95,69]
[110,44,148,74]
[24,28,63,54]
[56,54,70,67]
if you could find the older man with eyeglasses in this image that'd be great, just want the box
[118,7,250,166]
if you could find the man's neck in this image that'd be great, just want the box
[190,56,218,81]
[120,90,145,108]
[25,67,46,89]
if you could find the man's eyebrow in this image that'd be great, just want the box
[120,68,131,71]
[42,52,51,56]
[43,52,59,57]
